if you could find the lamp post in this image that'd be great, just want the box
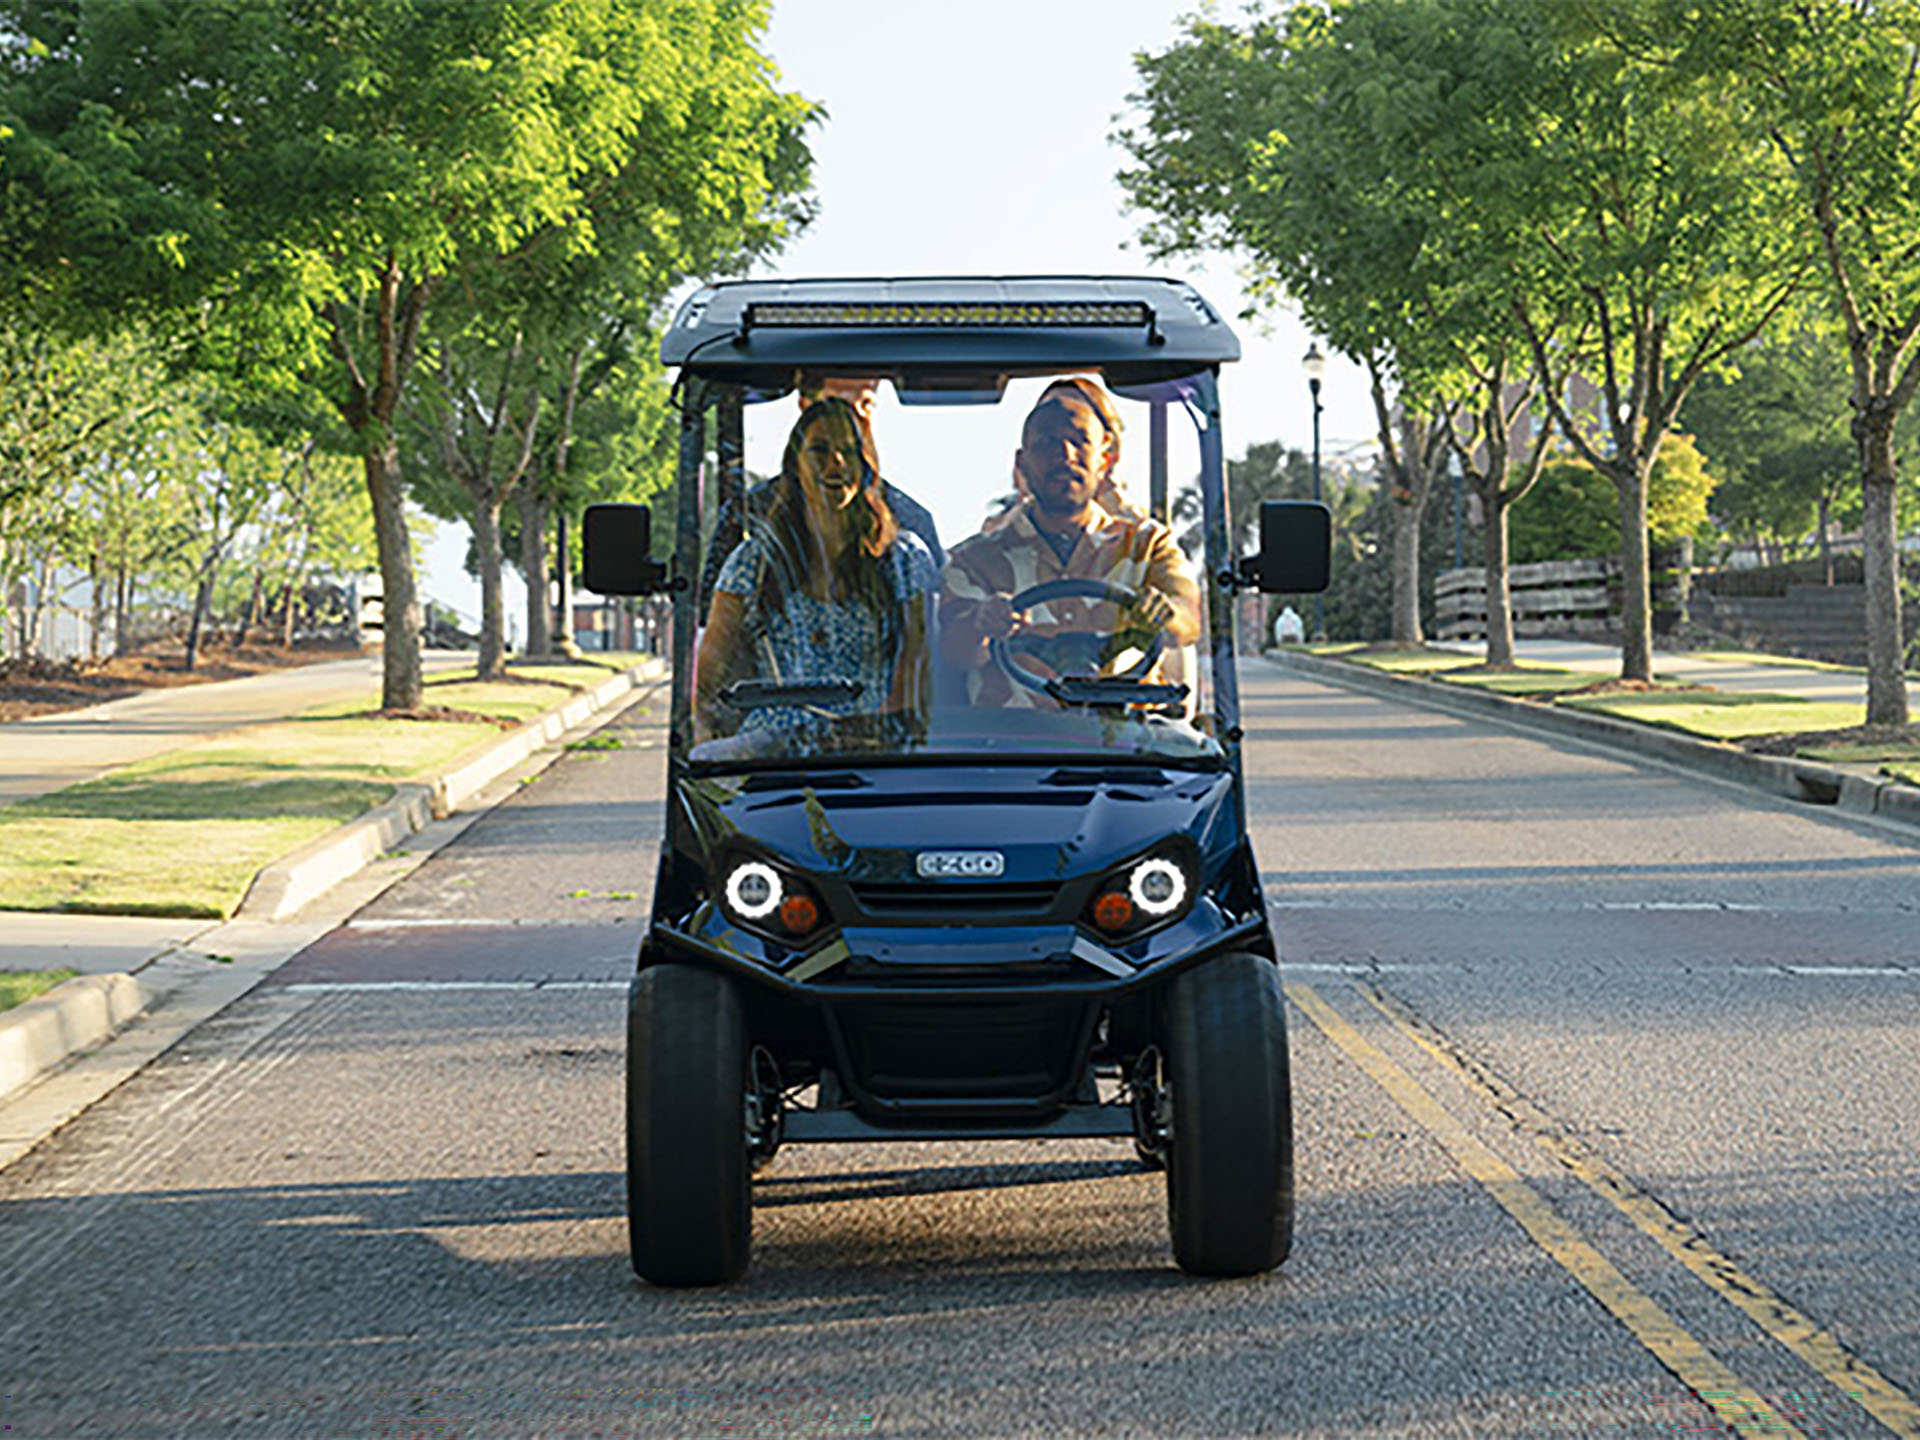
[1302,342,1327,641]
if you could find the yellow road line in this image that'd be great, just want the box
[1285,983,1804,1440]
[1356,982,1920,1439]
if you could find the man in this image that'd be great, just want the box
[940,383,1201,706]
[699,376,943,605]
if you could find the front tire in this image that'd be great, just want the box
[1163,951,1295,1276]
[627,963,751,1286]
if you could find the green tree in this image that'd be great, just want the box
[1,0,815,708]
[1666,0,1920,720]
[1680,323,1857,576]
[1119,0,1576,659]
[1510,435,1720,564]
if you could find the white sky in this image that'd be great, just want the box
[425,0,1375,632]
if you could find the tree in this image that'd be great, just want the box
[1681,323,1857,576]
[1510,434,1719,565]
[1669,0,1920,723]
[411,328,544,679]
[1,0,815,708]
[1118,0,1574,656]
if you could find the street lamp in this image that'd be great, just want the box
[1302,342,1327,641]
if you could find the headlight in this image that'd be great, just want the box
[1128,857,1188,916]
[1086,852,1195,937]
[721,858,827,940]
[724,860,782,921]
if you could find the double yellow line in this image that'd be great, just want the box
[1286,982,1920,1439]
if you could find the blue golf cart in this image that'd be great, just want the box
[584,277,1329,1285]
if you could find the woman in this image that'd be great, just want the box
[696,397,937,744]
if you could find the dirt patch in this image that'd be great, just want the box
[1741,723,1920,757]
[1556,677,1711,698]
[344,706,518,730]
[0,641,364,723]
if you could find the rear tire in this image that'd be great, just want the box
[1163,951,1295,1276]
[627,963,751,1286]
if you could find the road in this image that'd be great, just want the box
[2,664,1917,1437]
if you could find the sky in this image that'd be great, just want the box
[424,0,1376,634]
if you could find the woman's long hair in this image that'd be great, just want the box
[750,397,904,648]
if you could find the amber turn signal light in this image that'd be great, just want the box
[1091,891,1135,934]
[780,893,821,935]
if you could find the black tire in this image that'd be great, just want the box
[626,963,751,1286]
[1162,951,1295,1276]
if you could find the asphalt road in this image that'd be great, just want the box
[2,666,1917,1437]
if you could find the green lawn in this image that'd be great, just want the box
[0,969,79,1012]
[0,664,649,918]
[1556,690,1866,740]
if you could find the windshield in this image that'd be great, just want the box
[684,371,1222,768]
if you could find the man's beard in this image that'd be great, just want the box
[1030,471,1091,518]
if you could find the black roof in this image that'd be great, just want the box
[660,276,1239,393]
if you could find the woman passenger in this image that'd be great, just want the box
[695,397,937,744]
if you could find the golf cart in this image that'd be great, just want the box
[584,277,1329,1285]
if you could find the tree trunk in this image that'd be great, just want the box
[184,560,215,670]
[89,548,108,662]
[1389,497,1425,645]
[1612,463,1655,683]
[233,571,264,648]
[475,498,507,679]
[1482,499,1516,666]
[554,506,580,658]
[365,435,424,711]
[518,487,553,658]
[1817,495,1834,586]
[1859,418,1909,726]
[115,568,134,656]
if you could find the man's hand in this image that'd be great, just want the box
[1120,590,1176,635]
[973,593,1025,642]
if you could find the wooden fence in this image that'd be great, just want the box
[1434,558,1616,641]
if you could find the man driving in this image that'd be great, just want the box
[940,382,1201,706]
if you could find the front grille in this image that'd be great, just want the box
[848,881,1059,923]
[834,1000,1091,1105]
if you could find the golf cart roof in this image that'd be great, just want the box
[661,276,1240,397]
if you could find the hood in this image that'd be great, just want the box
[675,763,1238,886]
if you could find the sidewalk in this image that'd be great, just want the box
[1429,638,1873,704]
[1271,638,1920,833]
[0,651,665,1127]
[1,650,472,807]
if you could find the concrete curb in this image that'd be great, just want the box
[0,656,666,1110]
[236,656,666,921]
[0,973,150,1101]
[1268,648,1920,831]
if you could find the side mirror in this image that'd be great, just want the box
[1256,500,1331,594]
[582,503,659,596]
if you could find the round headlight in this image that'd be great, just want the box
[724,861,782,921]
[1128,856,1188,917]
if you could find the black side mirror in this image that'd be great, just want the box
[1256,500,1331,594]
[582,503,659,596]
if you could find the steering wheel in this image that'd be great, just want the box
[988,578,1168,695]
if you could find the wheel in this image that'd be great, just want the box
[626,963,751,1286]
[989,578,1168,693]
[1162,951,1295,1276]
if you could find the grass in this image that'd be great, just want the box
[0,662,654,918]
[1558,690,1866,740]
[1,969,79,1012]
[1313,642,1914,776]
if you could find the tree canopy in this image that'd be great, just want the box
[1,0,815,703]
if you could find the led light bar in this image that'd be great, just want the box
[743,300,1156,330]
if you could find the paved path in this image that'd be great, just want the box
[1431,638,1876,704]
[0,651,472,808]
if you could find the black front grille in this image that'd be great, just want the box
[834,1000,1092,1106]
[848,881,1060,923]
